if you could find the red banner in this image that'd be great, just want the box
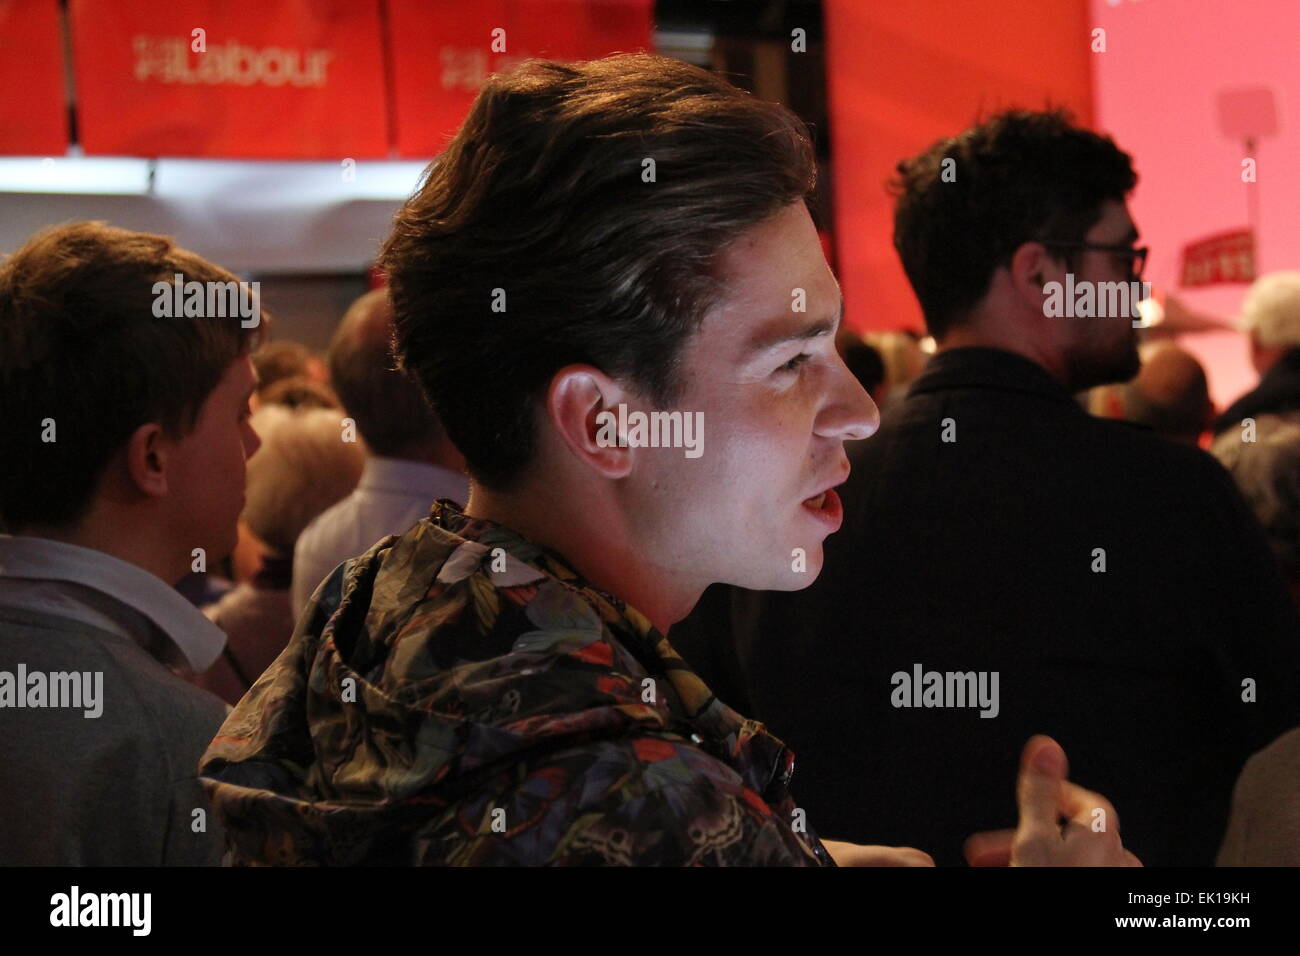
[0,0,67,156]
[69,0,388,159]
[1180,228,1256,287]
[388,0,652,159]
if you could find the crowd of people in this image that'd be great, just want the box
[2,53,1299,866]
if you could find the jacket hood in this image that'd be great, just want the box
[201,501,800,865]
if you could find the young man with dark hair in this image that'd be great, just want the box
[0,221,262,864]
[674,108,1300,866]
[202,60,1138,866]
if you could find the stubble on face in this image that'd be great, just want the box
[1062,201,1144,392]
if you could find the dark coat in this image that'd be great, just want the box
[672,347,1300,866]
[1214,346,1300,434]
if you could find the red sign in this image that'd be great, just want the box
[387,0,653,159]
[69,0,388,159]
[0,0,68,156]
[1180,228,1256,287]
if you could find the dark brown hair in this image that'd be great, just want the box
[0,221,262,530]
[380,54,816,489]
[892,109,1137,338]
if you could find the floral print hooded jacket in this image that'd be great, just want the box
[199,500,832,866]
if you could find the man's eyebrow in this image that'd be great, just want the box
[746,297,844,354]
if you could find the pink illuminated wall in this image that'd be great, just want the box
[1090,0,1300,407]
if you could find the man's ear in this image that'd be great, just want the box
[1009,241,1058,314]
[545,364,634,480]
[123,422,170,499]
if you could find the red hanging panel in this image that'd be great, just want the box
[388,0,653,159]
[70,0,388,159]
[0,0,68,156]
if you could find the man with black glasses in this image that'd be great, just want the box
[676,109,1300,866]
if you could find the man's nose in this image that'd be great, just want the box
[819,364,880,441]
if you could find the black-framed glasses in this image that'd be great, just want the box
[1040,240,1148,281]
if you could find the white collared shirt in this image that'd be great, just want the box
[291,456,469,618]
[0,534,226,673]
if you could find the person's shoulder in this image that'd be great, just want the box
[295,490,360,562]
[1081,414,1232,479]
[1247,725,1300,766]
[0,608,227,761]
[97,634,229,734]
[1219,726,1300,865]
[120,666,229,791]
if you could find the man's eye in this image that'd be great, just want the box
[777,353,811,374]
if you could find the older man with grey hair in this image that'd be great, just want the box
[1215,271,1300,433]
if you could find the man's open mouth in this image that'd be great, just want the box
[800,486,844,529]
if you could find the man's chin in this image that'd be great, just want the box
[733,551,826,592]
[772,569,823,591]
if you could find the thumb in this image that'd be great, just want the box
[1016,735,1068,837]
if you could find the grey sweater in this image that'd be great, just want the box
[0,604,228,865]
